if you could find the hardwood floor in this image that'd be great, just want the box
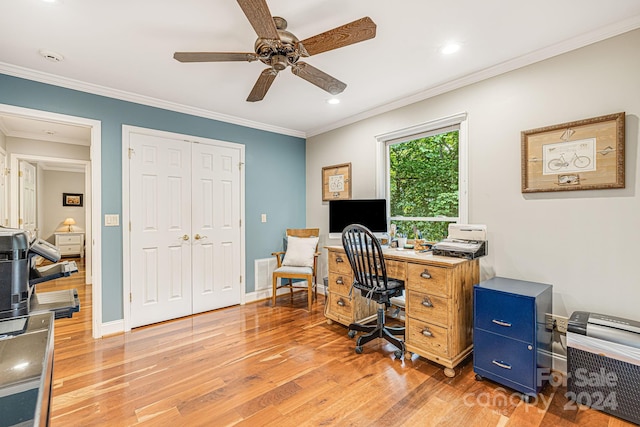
[38,261,634,426]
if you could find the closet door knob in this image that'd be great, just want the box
[194,234,208,240]
[181,234,190,241]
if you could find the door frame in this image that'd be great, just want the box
[0,103,102,338]
[10,153,91,282]
[121,125,246,332]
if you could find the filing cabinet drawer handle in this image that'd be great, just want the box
[491,360,512,370]
[336,256,345,263]
[337,299,345,307]
[420,270,431,279]
[491,319,512,327]
[421,328,433,337]
[421,297,433,308]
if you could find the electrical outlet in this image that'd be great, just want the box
[553,314,569,334]
[545,313,569,333]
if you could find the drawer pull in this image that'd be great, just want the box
[336,256,344,263]
[420,270,431,279]
[421,328,433,337]
[336,277,344,285]
[491,360,512,370]
[492,319,512,327]
[421,297,433,308]
[337,299,345,307]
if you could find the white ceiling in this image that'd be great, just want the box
[1,0,640,139]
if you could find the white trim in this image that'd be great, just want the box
[306,15,640,137]
[100,319,125,337]
[376,112,469,225]
[0,62,304,139]
[0,103,102,338]
[122,125,246,332]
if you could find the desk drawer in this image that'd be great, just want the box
[407,317,449,357]
[327,271,352,297]
[57,235,82,245]
[328,251,352,275]
[385,259,406,281]
[326,291,353,323]
[407,263,450,297]
[407,290,449,327]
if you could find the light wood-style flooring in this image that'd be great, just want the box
[37,259,634,426]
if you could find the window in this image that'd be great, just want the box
[377,113,468,242]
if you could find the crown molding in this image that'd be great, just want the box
[306,16,640,137]
[0,62,306,139]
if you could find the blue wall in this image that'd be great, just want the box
[0,73,306,322]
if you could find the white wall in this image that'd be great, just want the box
[307,29,640,363]
[40,169,86,242]
[6,137,90,160]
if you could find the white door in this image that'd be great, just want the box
[19,160,37,235]
[129,133,193,328]
[0,150,7,227]
[191,143,242,313]
[129,133,242,327]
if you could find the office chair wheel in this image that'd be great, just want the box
[348,330,356,339]
[394,349,403,359]
[355,346,363,354]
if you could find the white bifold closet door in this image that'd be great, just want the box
[129,132,241,328]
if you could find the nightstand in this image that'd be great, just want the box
[473,277,553,402]
[54,232,85,258]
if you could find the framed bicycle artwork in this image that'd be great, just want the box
[521,112,625,193]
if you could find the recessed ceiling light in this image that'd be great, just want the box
[326,98,340,105]
[441,43,461,55]
[39,49,64,62]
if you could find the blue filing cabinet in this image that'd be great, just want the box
[473,277,552,402]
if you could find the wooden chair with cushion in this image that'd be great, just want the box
[271,228,320,311]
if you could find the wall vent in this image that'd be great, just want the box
[254,257,276,291]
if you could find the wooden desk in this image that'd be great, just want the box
[325,245,479,377]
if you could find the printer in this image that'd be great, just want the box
[0,227,79,320]
[567,311,640,424]
[432,224,487,259]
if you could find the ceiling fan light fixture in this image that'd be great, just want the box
[441,42,461,55]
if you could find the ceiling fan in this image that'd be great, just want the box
[173,0,377,102]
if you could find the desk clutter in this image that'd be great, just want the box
[432,224,487,259]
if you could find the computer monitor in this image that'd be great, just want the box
[329,199,387,239]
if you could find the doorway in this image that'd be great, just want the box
[0,103,103,338]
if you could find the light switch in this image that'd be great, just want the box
[261,214,267,223]
[105,214,120,226]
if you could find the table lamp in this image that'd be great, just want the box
[63,217,76,232]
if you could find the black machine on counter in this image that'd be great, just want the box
[0,227,79,320]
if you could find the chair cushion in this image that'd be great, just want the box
[274,265,314,275]
[282,235,319,268]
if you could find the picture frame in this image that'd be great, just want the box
[63,193,83,207]
[521,112,625,193]
[322,163,352,201]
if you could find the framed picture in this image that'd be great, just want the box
[521,112,625,193]
[63,193,83,207]
[322,163,352,201]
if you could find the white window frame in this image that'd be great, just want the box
[375,112,469,229]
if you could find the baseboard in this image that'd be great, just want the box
[100,319,125,337]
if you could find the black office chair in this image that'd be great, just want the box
[342,224,405,358]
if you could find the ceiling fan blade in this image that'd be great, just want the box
[247,68,278,102]
[299,17,376,56]
[237,0,279,40]
[291,62,346,95]
[174,52,258,63]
